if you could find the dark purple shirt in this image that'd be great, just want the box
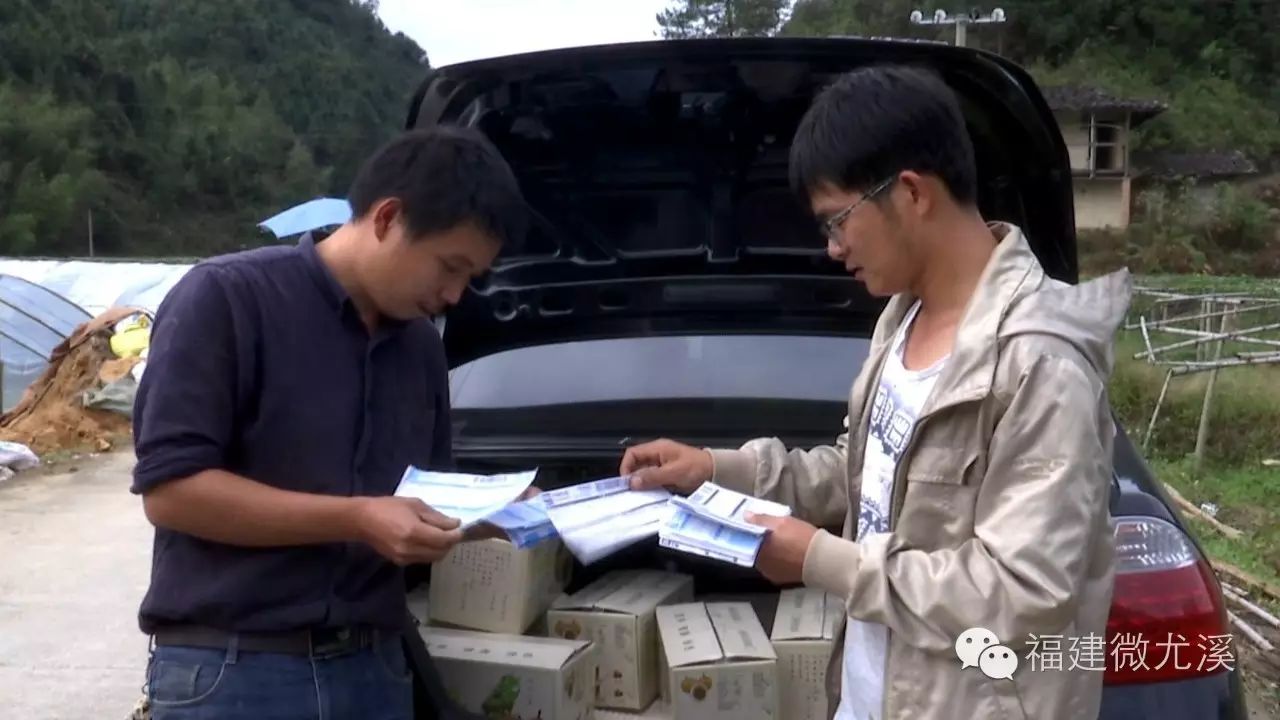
[131,232,453,634]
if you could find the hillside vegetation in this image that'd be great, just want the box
[0,0,427,257]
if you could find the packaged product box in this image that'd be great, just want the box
[428,537,571,634]
[418,626,598,720]
[770,588,845,720]
[595,700,674,720]
[656,601,779,720]
[545,569,694,710]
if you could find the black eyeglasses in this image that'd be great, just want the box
[820,175,897,242]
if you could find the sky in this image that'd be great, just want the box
[378,0,673,67]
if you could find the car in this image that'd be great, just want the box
[398,37,1247,720]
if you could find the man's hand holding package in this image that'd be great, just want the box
[620,438,713,494]
[747,511,820,585]
[356,496,464,565]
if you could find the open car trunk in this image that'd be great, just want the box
[407,37,1078,368]
[403,33,1077,588]
[399,37,1078,719]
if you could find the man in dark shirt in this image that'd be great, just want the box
[131,126,526,719]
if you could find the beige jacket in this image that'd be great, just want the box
[710,224,1133,720]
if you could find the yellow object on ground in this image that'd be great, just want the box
[109,314,152,358]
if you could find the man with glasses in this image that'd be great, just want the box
[623,65,1130,719]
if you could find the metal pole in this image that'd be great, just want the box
[1133,320,1280,360]
[1144,369,1174,452]
[909,8,1005,48]
[1193,304,1231,476]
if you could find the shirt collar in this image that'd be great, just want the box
[298,231,412,336]
[297,231,349,315]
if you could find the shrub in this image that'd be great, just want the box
[1079,181,1280,277]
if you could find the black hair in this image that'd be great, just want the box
[348,125,527,247]
[789,64,978,207]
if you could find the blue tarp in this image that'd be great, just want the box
[258,198,352,238]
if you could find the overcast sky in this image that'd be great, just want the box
[378,0,673,66]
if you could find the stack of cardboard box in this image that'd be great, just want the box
[411,538,593,719]
[413,537,844,720]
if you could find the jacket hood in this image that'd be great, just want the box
[996,234,1133,377]
[868,223,1132,416]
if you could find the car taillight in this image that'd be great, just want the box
[1104,516,1232,685]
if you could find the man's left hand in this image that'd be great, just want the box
[745,512,820,585]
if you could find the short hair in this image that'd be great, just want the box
[789,65,978,206]
[348,125,526,247]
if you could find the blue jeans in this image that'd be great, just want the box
[145,635,413,720]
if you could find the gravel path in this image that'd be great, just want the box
[0,451,150,719]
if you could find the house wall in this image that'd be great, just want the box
[1056,112,1090,171]
[1054,111,1132,175]
[1055,108,1138,228]
[1074,177,1131,229]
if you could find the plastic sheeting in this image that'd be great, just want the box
[0,440,40,482]
[0,274,91,412]
[83,375,138,418]
[0,259,193,317]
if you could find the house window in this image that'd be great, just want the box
[1077,114,1127,175]
[1095,123,1119,170]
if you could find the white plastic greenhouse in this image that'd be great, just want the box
[0,259,193,317]
[0,198,347,412]
[0,259,192,412]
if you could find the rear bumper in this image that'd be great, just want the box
[1099,670,1246,720]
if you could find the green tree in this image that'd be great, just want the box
[0,85,108,255]
[0,0,428,257]
[1028,48,1280,158]
[656,0,791,38]
[782,0,1280,160]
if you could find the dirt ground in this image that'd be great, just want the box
[1243,625,1280,719]
[0,332,133,455]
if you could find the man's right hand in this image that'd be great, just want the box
[620,439,713,495]
[355,497,464,566]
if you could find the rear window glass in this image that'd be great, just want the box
[448,334,870,409]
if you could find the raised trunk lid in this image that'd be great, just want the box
[405,38,1076,366]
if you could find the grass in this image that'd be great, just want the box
[1110,332,1280,465]
[1135,274,1280,296]
[1109,277,1280,465]
[1151,458,1280,604]
[1106,277,1280,618]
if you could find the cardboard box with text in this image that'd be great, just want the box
[595,700,674,720]
[656,601,779,720]
[545,569,694,710]
[418,626,598,720]
[770,588,844,720]
[428,538,571,634]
